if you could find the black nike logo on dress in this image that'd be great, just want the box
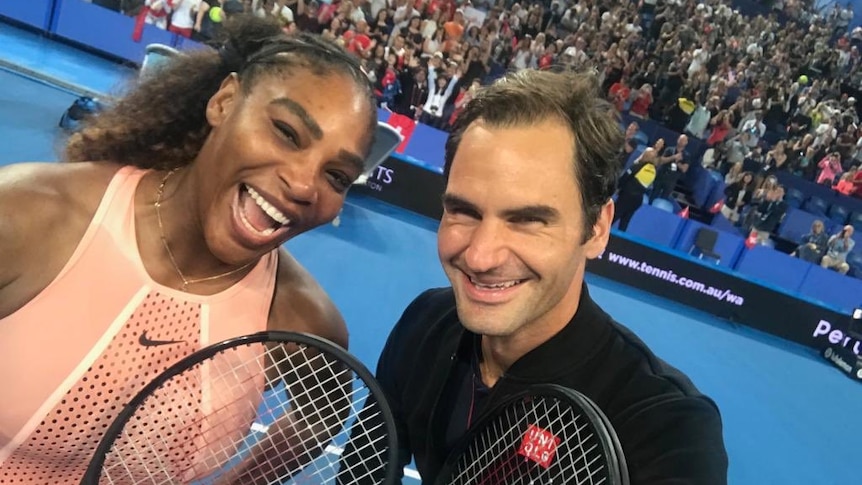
[139,331,184,347]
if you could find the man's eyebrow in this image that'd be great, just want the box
[270,97,323,140]
[442,194,560,221]
[501,205,561,222]
[442,193,479,212]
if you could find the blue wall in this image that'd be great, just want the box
[1,0,194,64]
[625,205,862,313]
[0,0,54,30]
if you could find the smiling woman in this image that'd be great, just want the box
[0,14,378,484]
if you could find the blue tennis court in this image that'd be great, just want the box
[1,29,861,485]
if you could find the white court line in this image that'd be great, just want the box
[324,445,421,480]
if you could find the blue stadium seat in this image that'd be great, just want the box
[784,188,806,208]
[651,198,675,213]
[828,204,850,225]
[776,171,837,206]
[802,196,830,217]
[836,194,862,215]
[687,166,717,208]
[850,212,862,232]
[848,251,862,279]
[711,213,743,235]
[776,208,835,244]
[704,176,727,211]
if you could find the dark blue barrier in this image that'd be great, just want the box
[53,0,175,64]
[353,153,445,220]
[799,264,862,313]
[0,0,54,30]
[675,219,745,269]
[734,245,813,293]
[626,205,686,247]
[588,233,856,352]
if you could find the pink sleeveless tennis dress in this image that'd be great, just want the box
[0,166,279,483]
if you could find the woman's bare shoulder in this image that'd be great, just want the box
[0,161,123,203]
[0,161,124,298]
[267,248,349,350]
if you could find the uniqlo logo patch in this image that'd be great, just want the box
[517,424,560,468]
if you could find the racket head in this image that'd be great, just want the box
[434,383,629,485]
[80,330,398,485]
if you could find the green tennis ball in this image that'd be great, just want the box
[798,74,809,85]
[209,6,224,23]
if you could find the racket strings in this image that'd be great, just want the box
[104,344,371,484]
[226,346,390,484]
[444,395,610,485]
[98,341,391,484]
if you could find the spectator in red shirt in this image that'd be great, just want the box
[343,20,374,57]
[852,167,862,198]
[629,84,653,118]
[608,76,631,112]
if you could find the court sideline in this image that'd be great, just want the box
[0,25,861,484]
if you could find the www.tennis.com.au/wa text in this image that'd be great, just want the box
[598,252,744,306]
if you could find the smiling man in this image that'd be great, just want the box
[373,69,729,484]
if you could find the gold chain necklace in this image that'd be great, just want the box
[154,169,253,291]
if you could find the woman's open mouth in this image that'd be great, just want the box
[231,183,294,247]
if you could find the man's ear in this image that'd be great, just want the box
[584,200,614,260]
[206,73,241,128]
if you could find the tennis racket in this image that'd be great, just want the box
[80,330,398,485]
[434,384,629,485]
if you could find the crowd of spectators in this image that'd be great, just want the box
[89,0,862,276]
[94,0,862,193]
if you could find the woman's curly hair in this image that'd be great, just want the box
[64,15,376,170]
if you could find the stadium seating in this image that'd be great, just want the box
[802,195,830,218]
[651,198,675,213]
[847,251,862,278]
[850,212,862,231]
[785,188,806,208]
[828,204,850,225]
[776,208,833,245]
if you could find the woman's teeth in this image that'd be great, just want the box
[245,185,290,226]
[239,209,276,236]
